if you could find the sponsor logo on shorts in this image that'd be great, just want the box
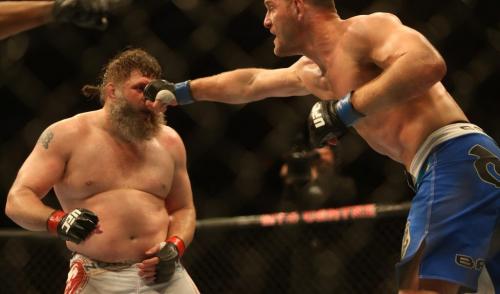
[468,144,500,188]
[455,254,485,271]
[65,259,88,294]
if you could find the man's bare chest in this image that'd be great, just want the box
[303,54,380,100]
[324,58,380,99]
[58,138,174,199]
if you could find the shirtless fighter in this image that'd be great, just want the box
[5,48,199,293]
[143,0,499,293]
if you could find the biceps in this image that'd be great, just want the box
[14,148,66,197]
[251,68,309,98]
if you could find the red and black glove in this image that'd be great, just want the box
[47,208,99,244]
[155,236,186,283]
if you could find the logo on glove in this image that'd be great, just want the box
[310,103,326,128]
[61,209,83,233]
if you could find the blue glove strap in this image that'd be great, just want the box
[335,92,365,127]
[174,81,194,105]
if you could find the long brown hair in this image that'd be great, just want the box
[81,48,162,104]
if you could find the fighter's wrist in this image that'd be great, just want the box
[174,81,195,105]
[166,236,186,257]
[335,91,365,126]
[46,210,65,234]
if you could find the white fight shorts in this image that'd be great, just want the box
[64,253,200,294]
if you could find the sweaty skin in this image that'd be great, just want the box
[56,112,185,262]
[186,11,467,171]
[6,71,195,264]
[148,4,470,293]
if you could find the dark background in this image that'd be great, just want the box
[1,0,499,226]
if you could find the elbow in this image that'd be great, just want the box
[424,54,447,85]
[5,187,26,222]
[5,193,16,221]
[432,56,447,81]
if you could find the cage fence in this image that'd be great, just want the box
[0,203,409,294]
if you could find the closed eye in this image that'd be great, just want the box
[134,84,146,92]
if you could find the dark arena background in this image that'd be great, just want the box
[0,0,498,293]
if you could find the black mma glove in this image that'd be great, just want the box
[308,92,364,147]
[47,208,99,244]
[53,0,121,30]
[156,236,186,283]
[144,80,194,105]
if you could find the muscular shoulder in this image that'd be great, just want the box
[345,13,404,44]
[157,125,186,154]
[350,13,402,31]
[345,13,424,63]
[363,12,401,25]
[36,111,97,152]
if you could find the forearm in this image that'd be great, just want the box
[167,207,196,246]
[352,53,446,115]
[190,67,304,104]
[190,68,267,104]
[5,187,55,231]
[0,1,54,40]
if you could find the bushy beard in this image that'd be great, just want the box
[108,95,165,142]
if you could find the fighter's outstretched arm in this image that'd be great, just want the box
[350,13,447,115]
[190,65,311,104]
[0,1,54,40]
[0,0,124,40]
[144,57,323,110]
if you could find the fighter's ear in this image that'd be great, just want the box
[292,0,305,20]
[104,82,116,101]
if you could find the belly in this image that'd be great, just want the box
[65,189,169,262]
[354,87,467,168]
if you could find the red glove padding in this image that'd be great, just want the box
[166,236,186,257]
[46,208,99,244]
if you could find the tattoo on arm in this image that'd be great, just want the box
[38,129,54,149]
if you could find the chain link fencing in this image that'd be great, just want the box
[0,0,497,293]
[0,203,409,294]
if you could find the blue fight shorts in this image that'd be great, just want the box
[398,123,499,293]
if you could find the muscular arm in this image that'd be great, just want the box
[162,129,196,247]
[5,124,69,231]
[190,59,312,104]
[351,14,447,114]
[0,1,54,40]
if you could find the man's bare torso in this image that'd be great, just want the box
[298,14,467,168]
[53,110,174,262]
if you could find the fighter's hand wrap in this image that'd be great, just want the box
[155,236,186,283]
[46,208,99,244]
[308,92,364,147]
[143,79,194,105]
[53,0,121,30]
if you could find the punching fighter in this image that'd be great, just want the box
[143,0,499,293]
